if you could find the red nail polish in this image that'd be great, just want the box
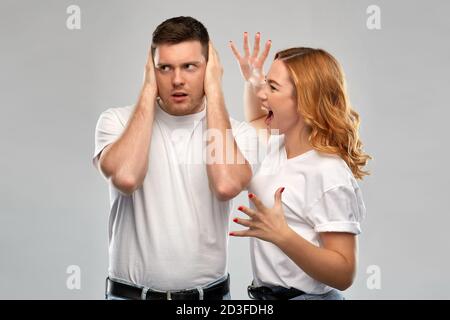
[233,218,238,222]
[238,206,243,211]
[248,194,254,199]
[229,232,234,236]
[281,187,285,193]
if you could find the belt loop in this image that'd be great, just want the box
[196,286,204,300]
[141,287,149,300]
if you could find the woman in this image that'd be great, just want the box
[228,32,371,300]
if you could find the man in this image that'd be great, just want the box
[92,16,256,300]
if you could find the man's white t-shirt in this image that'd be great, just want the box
[92,102,257,291]
[248,134,366,295]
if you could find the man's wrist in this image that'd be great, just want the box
[138,84,157,108]
[204,82,223,98]
[142,83,157,95]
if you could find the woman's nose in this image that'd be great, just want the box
[256,86,267,101]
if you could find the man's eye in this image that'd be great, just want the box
[185,64,196,70]
[159,66,170,71]
[269,84,277,91]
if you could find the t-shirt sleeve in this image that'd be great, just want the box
[304,184,366,234]
[92,108,125,169]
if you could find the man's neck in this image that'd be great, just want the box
[157,97,206,116]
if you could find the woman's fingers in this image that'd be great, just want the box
[248,193,266,212]
[230,33,269,81]
[237,205,258,218]
[261,39,272,61]
[274,187,285,208]
[243,32,250,57]
[255,40,272,69]
[233,217,252,228]
[252,32,261,59]
[229,41,242,61]
[229,229,253,238]
[231,33,270,66]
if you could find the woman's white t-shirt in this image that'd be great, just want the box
[247,134,366,294]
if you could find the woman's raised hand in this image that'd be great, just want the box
[229,32,272,87]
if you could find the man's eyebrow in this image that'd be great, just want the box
[156,61,202,67]
[156,62,171,67]
[183,61,202,65]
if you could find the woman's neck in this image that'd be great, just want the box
[284,123,313,159]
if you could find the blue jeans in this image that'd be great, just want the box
[106,274,231,300]
[290,289,345,300]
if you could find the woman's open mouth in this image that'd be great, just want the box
[265,110,274,125]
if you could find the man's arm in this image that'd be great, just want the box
[97,50,158,195]
[205,42,252,201]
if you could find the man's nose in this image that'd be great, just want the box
[172,69,185,87]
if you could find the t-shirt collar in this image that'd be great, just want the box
[155,98,206,126]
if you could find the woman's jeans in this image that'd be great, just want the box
[290,289,345,300]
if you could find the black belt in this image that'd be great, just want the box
[106,275,230,300]
[248,283,306,300]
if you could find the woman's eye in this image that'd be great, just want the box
[270,85,277,91]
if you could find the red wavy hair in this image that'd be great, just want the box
[275,47,371,179]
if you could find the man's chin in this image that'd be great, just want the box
[159,98,204,116]
[162,102,193,116]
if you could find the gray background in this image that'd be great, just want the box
[1,0,449,299]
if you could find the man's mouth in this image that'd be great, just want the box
[171,92,189,102]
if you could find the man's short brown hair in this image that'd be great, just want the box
[151,16,210,60]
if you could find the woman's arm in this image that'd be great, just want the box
[277,229,357,291]
[229,32,271,130]
[230,188,357,291]
[244,81,268,123]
